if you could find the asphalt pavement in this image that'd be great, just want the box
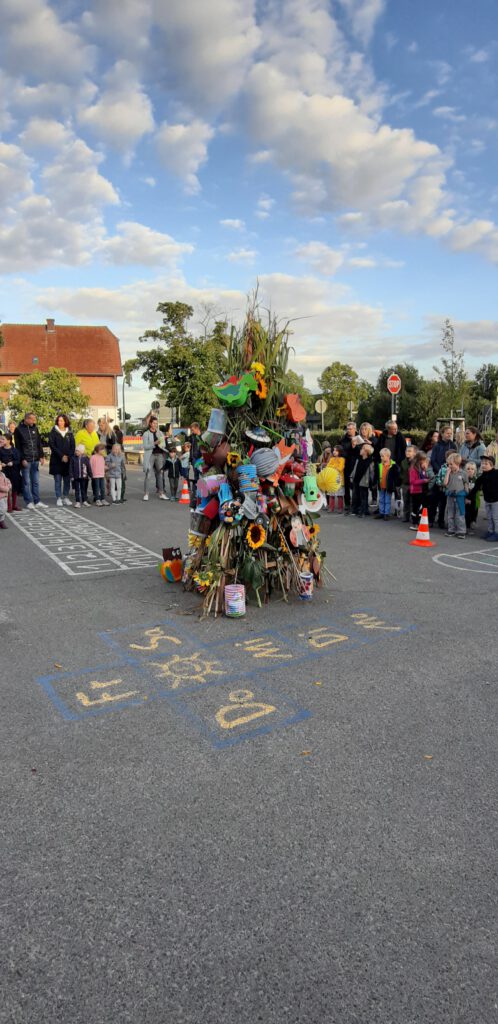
[1,466,497,1024]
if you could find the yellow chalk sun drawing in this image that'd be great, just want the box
[152,653,224,688]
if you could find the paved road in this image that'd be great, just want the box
[2,467,497,1024]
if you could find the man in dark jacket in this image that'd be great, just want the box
[377,420,407,465]
[340,421,357,514]
[14,413,47,509]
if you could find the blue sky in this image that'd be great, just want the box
[0,0,497,415]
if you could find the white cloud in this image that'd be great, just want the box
[414,89,440,109]
[468,47,490,63]
[100,221,193,266]
[19,117,72,150]
[153,0,261,111]
[80,0,152,58]
[220,218,245,230]
[295,241,344,275]
[246,62,443,220]
[142,176,156,187]
[256,194,275,219]
[348,256,376,268]
[433,106,466,124]
[156,119,214,193]
[227,248,258,264]
[0,0,93,81]
[79,60,154,152]
[336,0,386,46]
[0,141,33,207]
[42,138,119,219]
[0,195,92,272]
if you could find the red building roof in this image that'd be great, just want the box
[0,320,122,377]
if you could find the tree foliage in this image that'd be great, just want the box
[433,318,468,415]
[129,301,228,424]
[8,368,90,436]
[318,361,371,428]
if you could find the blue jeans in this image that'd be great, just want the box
[21,462,40,504]
[379,489,392,516]
[54,473,70,499]
[92,478,105,501]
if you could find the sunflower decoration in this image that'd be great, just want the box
[246,522,266,550]
[256,377,268,400]
[308,523,320,538]
[250,361,265,376]
[226,451,241,468]
[192,570,215,594]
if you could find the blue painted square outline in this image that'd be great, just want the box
[36,658,158,721]
[166,679,311,749]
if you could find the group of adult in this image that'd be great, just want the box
[0,413,124,511]
[141,415,201,508]
[338,418,495,527]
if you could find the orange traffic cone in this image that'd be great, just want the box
[410,507,435,547]
[178,477,191,505]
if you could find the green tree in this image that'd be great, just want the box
[433,318,467,415]
[359,363,433,430]
[130,302,228,424]
[318,361,370,428]
[8,367,90,436]
[473,363,498,401]
[282,369,315,413]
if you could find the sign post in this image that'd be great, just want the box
[386,373,402,421]
[315,398,328,432]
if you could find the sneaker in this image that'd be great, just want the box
[56,497,63,507]
[36,501,48,508]
[143,494,149,501]
[101,500,110,506]
[26,502,35,510]
[444,531,456,537]
[484,532,498,541]
[456,534,466,540]
[0,521,8,529]
[95,500,102,506]
[74,501,81,508]
[83,501,91,507]
[159,493,169,500]
[383,516,390,521]
[409,525,418,531]
[63,498,72,506]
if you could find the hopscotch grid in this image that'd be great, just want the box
[8,510,125,570]
[7,507,160,576]
[57,508,161,559]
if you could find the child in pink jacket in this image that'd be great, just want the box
[90,444,109,506]
[409,451,429,529]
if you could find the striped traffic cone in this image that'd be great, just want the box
[409,507,435,547]
[178,478,191,505]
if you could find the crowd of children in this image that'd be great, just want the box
[318,423,498,541]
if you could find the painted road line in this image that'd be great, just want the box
[433,548,498,573]
[7,507,159,575]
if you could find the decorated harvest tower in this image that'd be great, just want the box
[181,300,329,615]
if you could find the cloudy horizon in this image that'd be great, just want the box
[1,0,497,415]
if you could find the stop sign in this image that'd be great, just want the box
[387,373,402,395]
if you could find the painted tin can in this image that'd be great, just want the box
[224,584,246,617]
[298,572,314,600]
